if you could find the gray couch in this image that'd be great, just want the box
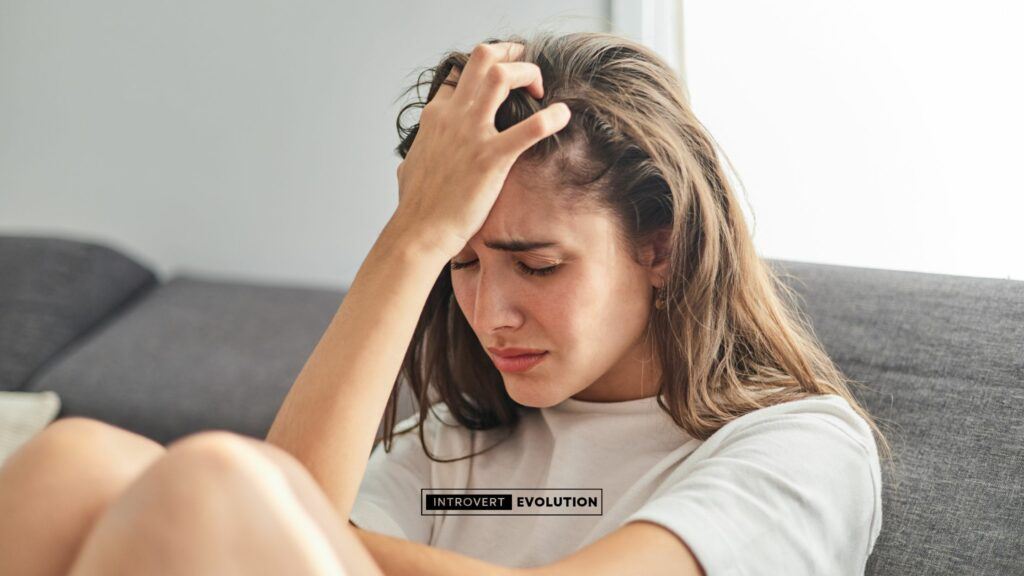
[1,234,1021,575]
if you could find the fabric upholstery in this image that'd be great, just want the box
[0,235,156,391]
[770,259,1023,576]
[27,276,349,443]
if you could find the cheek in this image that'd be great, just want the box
[536,272,593,340]
[565,267,648,347]
[532,291,575,339]
[451,276,473,318]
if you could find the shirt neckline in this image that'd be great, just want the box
[543,393,663,415]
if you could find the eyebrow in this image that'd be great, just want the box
[482,238,561,252]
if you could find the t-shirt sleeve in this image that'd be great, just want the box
[349,411,435,544]
[623,396,882,576]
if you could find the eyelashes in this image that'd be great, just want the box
[449,259,559,277]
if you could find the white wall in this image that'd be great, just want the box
[683,1,1023,280]
[6,2,1017,285]
[0,1,610,289]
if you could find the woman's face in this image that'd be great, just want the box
[451,163,665,407]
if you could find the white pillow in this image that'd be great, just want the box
[0,391,61,467]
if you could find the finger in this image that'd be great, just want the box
[451,42,525,106]
[492,102,571,161]
[432,66,461,103]
[468,61,544,123]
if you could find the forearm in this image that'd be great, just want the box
[354,528,523,576]
[265,214,449,521]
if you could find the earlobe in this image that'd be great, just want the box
[650,267,668,291]
[645,228,672,288]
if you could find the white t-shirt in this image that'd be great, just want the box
[350,393,883,575]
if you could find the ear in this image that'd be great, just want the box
[640,227,672,288]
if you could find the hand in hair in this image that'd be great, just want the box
[392,41,571,260]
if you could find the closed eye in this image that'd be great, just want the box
[449,259,559,277]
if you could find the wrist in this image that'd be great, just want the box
[376,212,456,268]
[381,211,461,264]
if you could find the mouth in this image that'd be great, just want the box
[489,351,549,373]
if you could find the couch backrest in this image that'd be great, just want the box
[0,235,157,391]
[770,259,1023,576]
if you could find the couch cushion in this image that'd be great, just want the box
[0,235,157,391]
[26,277,349,443]
[770,259,1024,576]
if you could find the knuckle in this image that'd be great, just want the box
[471,43,495,60]
[486,65,508,85]
[533,114,554,138]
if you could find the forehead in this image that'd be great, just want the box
[467,162,616,250]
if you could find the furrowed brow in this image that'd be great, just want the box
[483,238,560,252]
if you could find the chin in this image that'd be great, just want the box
[503,379,567,409]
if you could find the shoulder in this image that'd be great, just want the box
[625,394,884,571]
[692,393,884,527]
[708,393,878,458]
[706,393,884,550]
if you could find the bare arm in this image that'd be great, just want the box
[266,40,569,527]
[265,215,448,522]
[350,525,523,576]
[348,520,702,576]
[524,521,704,576]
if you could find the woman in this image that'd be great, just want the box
[0,32,892,575]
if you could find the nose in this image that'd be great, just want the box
[472,266,525,334]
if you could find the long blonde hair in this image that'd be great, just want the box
[378,30,894,471]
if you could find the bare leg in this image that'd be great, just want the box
[0,418,381,576]
[0,417,165,576]
[225,434,385,575]
[66,430,383,576]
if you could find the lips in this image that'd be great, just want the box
[487,349,549,373]
[487,347,547,358]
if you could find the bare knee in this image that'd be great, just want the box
[167,428,262,455]
[36,416,140,445]
[0,417,165,576]
[0,416,164,496]
[70,430,346,575]
[8,416,162,464]
[68,431,277,571]
[164,430,277,482]
[68,429,306,538]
